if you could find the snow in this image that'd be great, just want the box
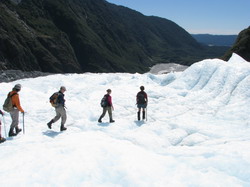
[149,63,188,74]
[1,53,250,186]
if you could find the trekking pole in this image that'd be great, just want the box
[0,120,2,139]
[2,115,7,138]
[146,108,147,121]
[22,113,25,134]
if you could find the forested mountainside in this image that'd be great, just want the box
[223,27,250,62]
[0,0,228,73]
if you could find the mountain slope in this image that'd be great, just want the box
[223,26,250,62]
[0,0,226,73]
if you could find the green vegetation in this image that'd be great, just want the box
[0,0,230,73]
[223,27,250,62]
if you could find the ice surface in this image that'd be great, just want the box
[0,53,250,186]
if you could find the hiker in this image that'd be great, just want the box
[47,86,67,131]
[136,86,148,120]
[8,84,25,136]
[98,89,115,123]
[0,110,6,143]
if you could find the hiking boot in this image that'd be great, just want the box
[47,120,53,129]
[98,116,103,123]
[110,119,115,123]
[0,137,6,143]
[60,125,67,131]
[15,128,22,135]
[9,131,17,137]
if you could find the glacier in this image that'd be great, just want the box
[0,53,250,187]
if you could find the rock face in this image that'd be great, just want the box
[0,0,228,73]
[223,27,250,62]
[0,70,51,82]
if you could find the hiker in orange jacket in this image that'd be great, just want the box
[8,84,25,137]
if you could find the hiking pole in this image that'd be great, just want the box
[146,108,147,121]
[2,115,7,138]
[22,112,25,134]
[0,120,2,139]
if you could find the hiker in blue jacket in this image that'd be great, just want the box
[47,86,67,131]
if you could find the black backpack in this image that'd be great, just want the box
[100,95,108,107]
[137,92,146,104]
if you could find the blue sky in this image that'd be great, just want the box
[106,0,250,35]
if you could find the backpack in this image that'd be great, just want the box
[100,95,108,107]
[49,92,60,107]
[3,92,17,112]
[137,92,146,104]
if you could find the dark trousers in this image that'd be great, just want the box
[99,106,112,120]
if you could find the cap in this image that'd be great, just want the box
[14,84,21,90]
[60,86,66,91]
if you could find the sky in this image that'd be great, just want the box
[106,0,250,35]
[1,53,250,186]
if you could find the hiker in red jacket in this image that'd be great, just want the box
[136,86,148,120]
[98,89,115,123]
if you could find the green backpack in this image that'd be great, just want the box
[3,93,17,112]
